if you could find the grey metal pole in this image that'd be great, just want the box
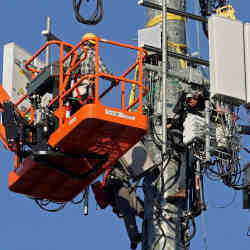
[83,187,89,216]
[205,99,211,161]
[196,160,206,211]
[162,0,167,155]
[45,16,51,66]
[194,0,201,57]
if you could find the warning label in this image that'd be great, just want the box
[105,109,135,121]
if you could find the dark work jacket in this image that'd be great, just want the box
[103,161,130,207]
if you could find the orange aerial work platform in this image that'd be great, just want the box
[0,37,148,202]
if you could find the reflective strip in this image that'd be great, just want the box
[168,41,187,69]
[146,13,185,28]
[146,15,187,69]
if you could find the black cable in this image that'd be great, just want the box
[71,191,85,204]
[247,225,250,237]
[34,199,66,212]
[206,163,250,190]
[243,147,250,154]
[198,0,227,37]
[144,57,191,250]
[209,189,237,208]
[182,215,196,250]
[188,216,197,242]
[149,116,162,150]
[149,151,190,250]
[73,0,103,25]
[83,187,89,215]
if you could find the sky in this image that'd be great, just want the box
[0,1,250,250]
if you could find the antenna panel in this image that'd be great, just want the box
[244,23,250,107]
[2,42,44,111]
[208,15,246,105]
[138,24,161,49]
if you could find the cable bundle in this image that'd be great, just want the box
[73,0,103,25]
[198,0,228,36]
